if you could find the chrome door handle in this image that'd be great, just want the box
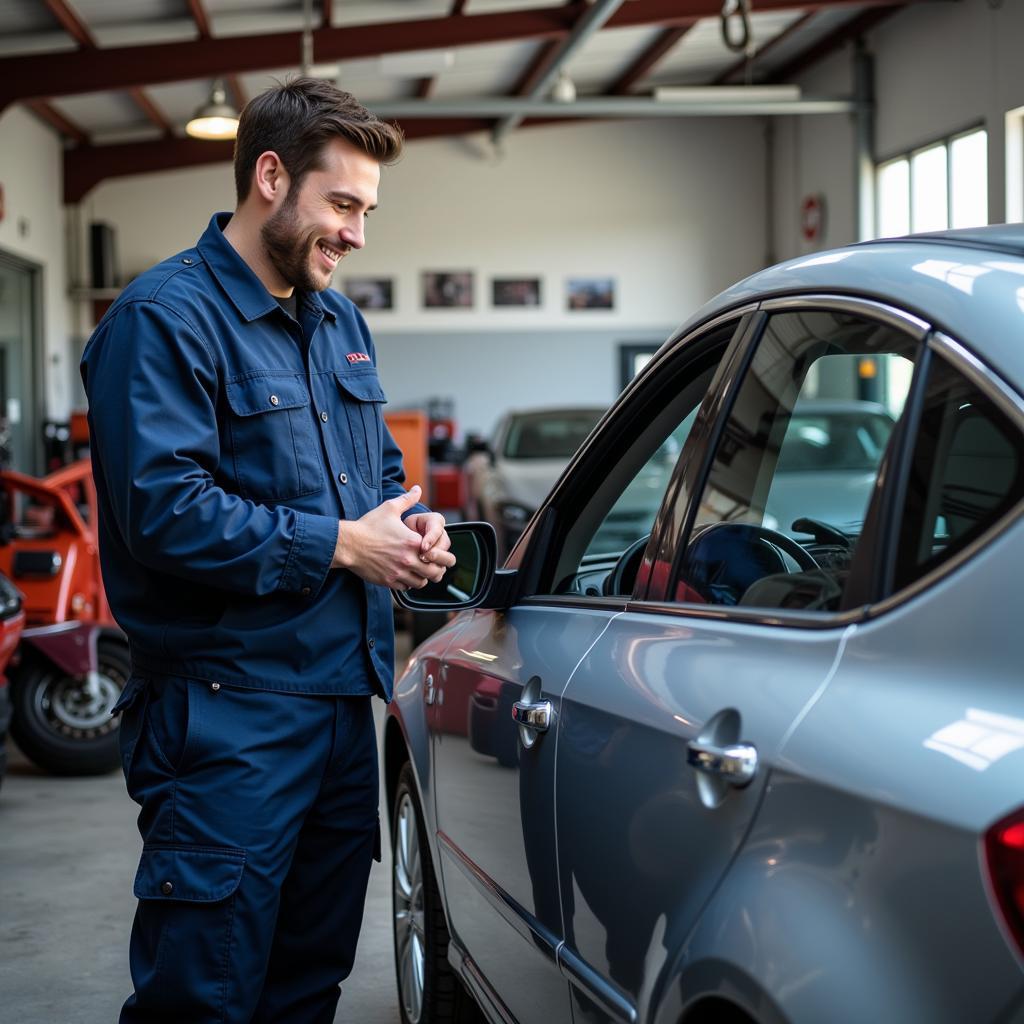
[687,740,758,787]
[512,699,553,733]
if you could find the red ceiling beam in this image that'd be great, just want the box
[65,137,235,203]
[415,1,470,102]
[0,5,577,110]
[42,0,175,137]
[768,7,901,82]
[26,99,89,144]
[511,39,567,97]
[128,87,174,136]
[608,24,696,95]
[0,0,917,111]
[186,0,213,38]
[226,74,248,111]
[715,12,816,84]
[42,0,94,47]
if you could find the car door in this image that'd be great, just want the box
[429,313,747,1024]
[551,299,929,1024]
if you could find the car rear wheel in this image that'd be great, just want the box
[393,761,482,1024]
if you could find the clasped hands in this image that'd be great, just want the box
[333,485,455,590]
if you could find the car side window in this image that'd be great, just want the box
[672,309,917,613]
[540,322,737,599]
[891,348,1024,592]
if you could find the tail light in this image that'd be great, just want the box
[985,809,1024,958]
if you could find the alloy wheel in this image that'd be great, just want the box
[394,790,426,1023]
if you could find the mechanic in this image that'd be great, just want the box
[80,78,454,1023]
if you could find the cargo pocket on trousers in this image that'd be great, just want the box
[113,675,149,780]
[133,844,247,994]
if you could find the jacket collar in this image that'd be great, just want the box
[196,212,336,324]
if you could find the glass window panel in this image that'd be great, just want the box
[673,310,918,613]
[950,130,988,229]
[911,144,949,232]
[893,352,1023,591]
[877,159,910,237]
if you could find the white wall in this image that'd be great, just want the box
[87,117,768,433]
[772,0,1024,262]
[0,105,72,420]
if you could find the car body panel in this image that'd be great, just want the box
[554,611,848,1022]
[430,604,621,1024]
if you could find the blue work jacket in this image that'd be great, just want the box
[81,213,427,698]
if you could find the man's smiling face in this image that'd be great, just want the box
[261,136,380,293]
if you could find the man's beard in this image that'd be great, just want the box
[261,192,336,293]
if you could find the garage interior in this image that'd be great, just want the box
[0,0,1021,1021]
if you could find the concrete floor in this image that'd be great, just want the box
[0,671,406,1024]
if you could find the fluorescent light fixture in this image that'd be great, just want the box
[379,49,455,78]
[654,84,802,103]
[186,81,239,141]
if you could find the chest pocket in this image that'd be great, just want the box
[224,373,323,502]
[335,370,386,488]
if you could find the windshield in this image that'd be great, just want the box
[775,409,894,473]
[503,410,603,460]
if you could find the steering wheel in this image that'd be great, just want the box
[684,522,819,606]
[603,533,651,597]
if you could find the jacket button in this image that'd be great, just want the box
[182,257,193,265]
[161,881,174,895]
[211,682,220,692]
[320,411,329,422]
[338,473,348,485]
[301,587,311,596]
[269,395,280,406]
[368,638,375,649]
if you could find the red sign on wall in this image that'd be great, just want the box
[800,193,826,243]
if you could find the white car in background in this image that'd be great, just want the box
[765,399,896,538]
[464,406,606,555]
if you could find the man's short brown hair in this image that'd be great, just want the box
[233,77,404,202]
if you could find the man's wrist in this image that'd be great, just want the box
[334,520,355,569]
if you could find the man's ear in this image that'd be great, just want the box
[253,151,290,205]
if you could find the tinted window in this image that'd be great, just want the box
[674,309,917,613]
[893,351,1024,591]
[539,321,736,598]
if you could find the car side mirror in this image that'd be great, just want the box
[393,521,499,612]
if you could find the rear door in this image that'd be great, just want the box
[551,299,928,1023]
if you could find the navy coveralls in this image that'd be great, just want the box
[81,213,428,1023]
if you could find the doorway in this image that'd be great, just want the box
[0,251,42,474]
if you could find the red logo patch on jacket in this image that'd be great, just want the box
[346,352,371,364]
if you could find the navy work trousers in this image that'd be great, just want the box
[114,675,380,1023]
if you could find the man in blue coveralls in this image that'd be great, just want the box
[80,78,454,1023]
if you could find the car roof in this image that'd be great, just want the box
[674,226,1024,393]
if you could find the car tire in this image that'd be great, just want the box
[393,761,483,1024]
[8,636,129,776]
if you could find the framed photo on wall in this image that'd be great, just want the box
[422,271,474,308]
[491,277,542,307]
[566,277,615,310]
[343,277,394,311]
